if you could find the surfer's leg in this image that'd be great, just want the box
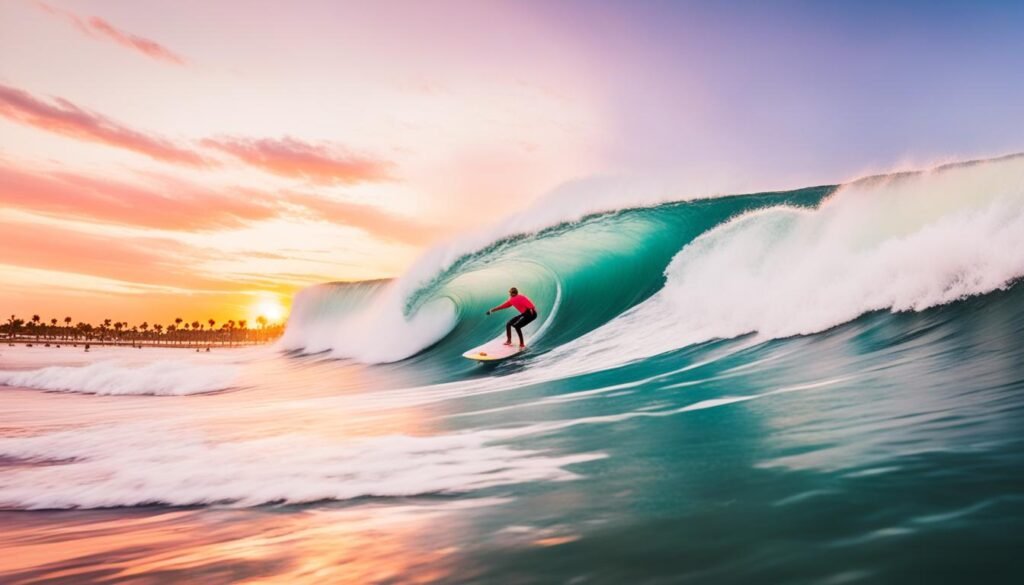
[515,310,536,347]
[505,316,518,344]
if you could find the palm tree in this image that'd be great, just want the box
[6,315,25,340]
[32,314,41,342]
[64,316,71,340]
[256,315,267,341]
[154,324,164,344]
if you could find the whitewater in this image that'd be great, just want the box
[2,155,1024,583]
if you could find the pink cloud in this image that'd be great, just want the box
[0,84,208,166]
[0,162,439,245]
[0,85,397,184]
[0,165,276,231]
[34,1,187,66]
[202,136,391,185]
[0,220,233,292]
[284,191,442,246]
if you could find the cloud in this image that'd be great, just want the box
[0,86,388,181]
[34,1,187,66]
[0,220,233,292]
[284,191,443,245]
[0,162,440,245]
[0,166,277,231]
[0,84,208,166]
[202,136,391,184]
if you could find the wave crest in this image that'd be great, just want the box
[551,155,1024,366]
[0,360,239,396]
[0,424,603,509]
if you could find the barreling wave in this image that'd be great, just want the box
[283,154,1024,370]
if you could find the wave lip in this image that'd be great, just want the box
[0,360,239,396]
[0,424,604,509]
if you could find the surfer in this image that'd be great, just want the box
[486,287,538,348]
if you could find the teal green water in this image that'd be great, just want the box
[437,285,1024,583]
[2,157,1024,583]
[417,186,830,347]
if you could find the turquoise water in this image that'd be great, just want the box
[2,156,1024,583]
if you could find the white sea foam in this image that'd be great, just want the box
[0,360,239,396]
[281,281,458,363]
[0,423,603,509]
[548,155,1024,368]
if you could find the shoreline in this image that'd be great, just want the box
[3,337,272,349]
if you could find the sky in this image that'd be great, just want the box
[2,0,1023,326]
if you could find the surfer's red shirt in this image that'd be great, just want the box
[495,295,536,313]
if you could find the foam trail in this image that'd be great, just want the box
[0,360,239,396]
[0,424,604,509]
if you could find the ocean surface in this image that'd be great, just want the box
[3,156,1024,583]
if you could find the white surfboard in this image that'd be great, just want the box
[462,336,528,362]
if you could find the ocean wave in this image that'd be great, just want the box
[282,154,1024,370]
[0,423,603,509]
[552,154,1024,367]
[0,360,239,396]
[282,189,827,364]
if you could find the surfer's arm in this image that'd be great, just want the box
[486,300,513,315]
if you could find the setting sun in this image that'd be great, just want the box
[251,296,287,325]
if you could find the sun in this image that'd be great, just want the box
[250,295,287,325]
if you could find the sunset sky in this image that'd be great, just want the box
[2,0,1023,325]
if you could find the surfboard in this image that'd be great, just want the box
[462,336,528,362]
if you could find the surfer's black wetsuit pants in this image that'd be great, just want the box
[506,308,538,345]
